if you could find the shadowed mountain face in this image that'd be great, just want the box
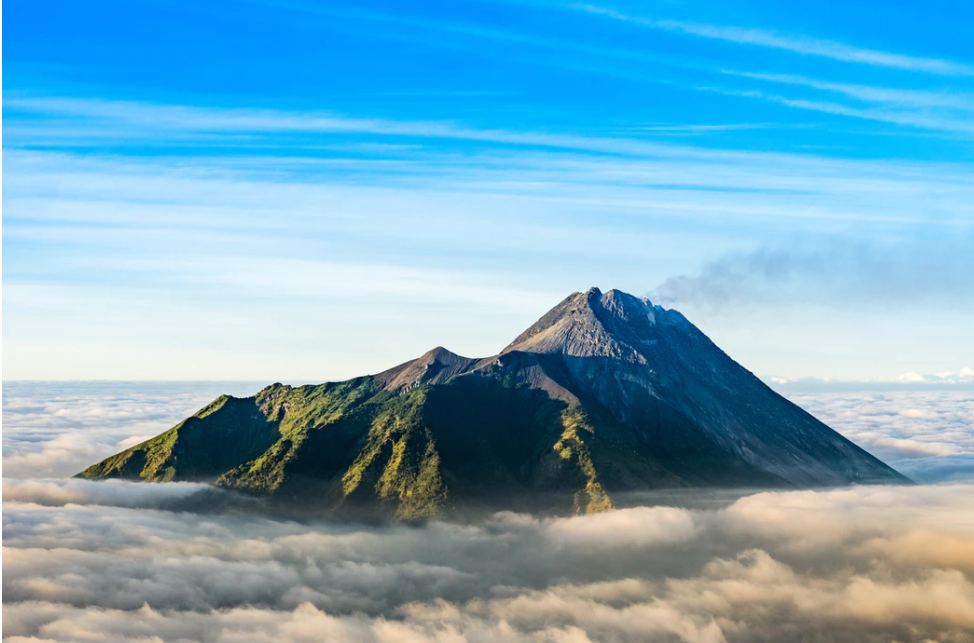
[78,288,909,519]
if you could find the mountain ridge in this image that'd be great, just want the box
[78,287,909,519]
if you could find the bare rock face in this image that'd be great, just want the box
[378,346,479,393]
[504,287,659,360]
[78,288,909,520]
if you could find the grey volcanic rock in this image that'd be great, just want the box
[378,346,479,393]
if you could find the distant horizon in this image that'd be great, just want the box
[5,374,974,392]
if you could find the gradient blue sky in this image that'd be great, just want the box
[3,0,973,382]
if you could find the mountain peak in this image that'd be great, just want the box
[502,287,660,360]
[378,346,478,393]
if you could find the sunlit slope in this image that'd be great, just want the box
[77,393,284,482]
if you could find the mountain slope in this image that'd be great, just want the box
[495,288,905,487]
[78,288,909,518]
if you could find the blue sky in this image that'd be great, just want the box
[3,0,973,382]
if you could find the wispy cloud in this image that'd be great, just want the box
[724,71,974,111]
[703,86,974,134]
[4,95,684,158]
[575,3,974,76]
[702,71,974,134]
[5,96,974,380]
[8,96,974,193]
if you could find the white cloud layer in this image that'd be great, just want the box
[1,478,212,508]
[782,390,974,482]
[3,482,974,643]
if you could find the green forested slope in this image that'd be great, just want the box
[79,370,787,519]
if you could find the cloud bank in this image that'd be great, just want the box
[782,390,974,482]
[1,478,212,508]
[4,482,974,643]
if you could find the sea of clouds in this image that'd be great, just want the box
[3,382,974,643]
[786,389,974,483]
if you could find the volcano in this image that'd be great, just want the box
[79,288,909,518]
